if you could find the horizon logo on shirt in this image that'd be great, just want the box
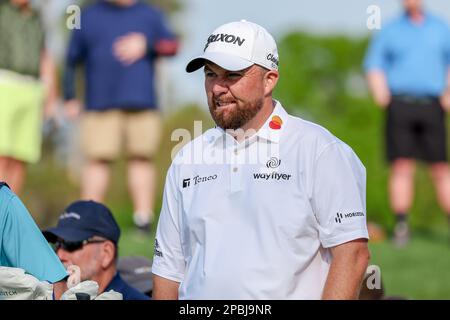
[335,211,365,224]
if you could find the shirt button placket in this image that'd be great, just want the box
[230,147,242,193]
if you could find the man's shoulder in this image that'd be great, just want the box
[134,2,167,20]
[80,2,102,14]
[0,184,16,211]
[170,128,218,164]
[136,2,162,13]
[286,114,338,147]
[427,13,450,30]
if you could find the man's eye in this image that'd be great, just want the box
[228,73,242,78]
[205,72,215,77]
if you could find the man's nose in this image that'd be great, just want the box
[212,79,229,96]
[56,248,70,263]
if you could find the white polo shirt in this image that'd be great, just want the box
[152,100,369,299]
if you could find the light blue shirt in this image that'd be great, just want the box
[0,185,68,283]
[364,12,450,97]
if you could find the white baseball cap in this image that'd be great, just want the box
[186,20,279,73]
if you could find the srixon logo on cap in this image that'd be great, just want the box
[204,33,246,51]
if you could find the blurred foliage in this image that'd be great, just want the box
[275,31,449,232]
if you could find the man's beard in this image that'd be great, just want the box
[209,97,264,130]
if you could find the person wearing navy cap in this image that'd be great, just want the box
[43,200,149,300]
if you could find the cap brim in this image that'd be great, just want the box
[186,52,254,73]
[42,227,95,243]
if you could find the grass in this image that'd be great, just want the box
[368,228,450,300]
[118,227,155,260]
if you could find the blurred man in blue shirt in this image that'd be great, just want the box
[0,182,68,298]
[63,0,178,233]
[364,0,450,246]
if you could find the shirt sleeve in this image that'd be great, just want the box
[146,9,177,58]
[311,141,369,248]
[151,9,176,42]
[2,194,68,283]
[363,30,388,72]
[152,164,185,283]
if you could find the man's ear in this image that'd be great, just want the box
[101,241,116,269]
[264,70,279,96]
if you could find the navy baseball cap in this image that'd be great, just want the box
[43,200,121,244]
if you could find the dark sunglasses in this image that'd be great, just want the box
[53,238,107,252]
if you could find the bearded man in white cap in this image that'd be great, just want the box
[152,20,370,300]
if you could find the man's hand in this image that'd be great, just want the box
[53,281,68,300]
[440,88,450,112]
[64,99,82,121]
[366,70,391,109]
[113,32,147,66]
[43,99,58,121]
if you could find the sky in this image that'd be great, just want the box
[46,0,450,110]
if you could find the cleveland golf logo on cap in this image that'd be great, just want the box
[267,53,279,67]
[204,33,246,51]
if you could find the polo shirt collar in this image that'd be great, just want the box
[207,99,289,146]
[255,100,288,144]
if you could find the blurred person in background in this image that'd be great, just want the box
[63,0,178,233]
[0,182,68,299]
[364,0,450,247]
[0,0,58,194]
[118,255,153,297]
[43,200,150,300]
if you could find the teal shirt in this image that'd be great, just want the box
[0,185,68,283]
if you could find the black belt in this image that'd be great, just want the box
[392,95,438,104]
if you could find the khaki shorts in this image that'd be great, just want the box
[81,110,162,161]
